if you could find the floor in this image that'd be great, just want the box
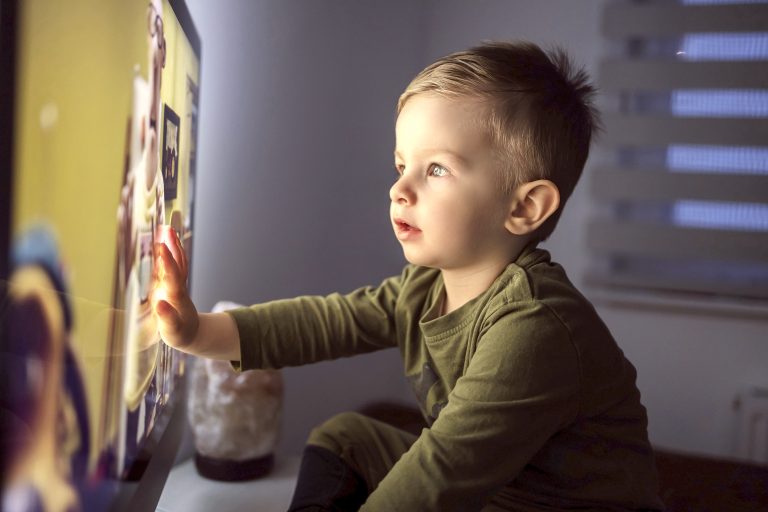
[156,455,300,512]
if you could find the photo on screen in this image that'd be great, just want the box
[162,104,181,201]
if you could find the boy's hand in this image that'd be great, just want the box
[153,226,199,350]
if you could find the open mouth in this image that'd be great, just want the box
[395,218,417,230]
[394,218,421,239]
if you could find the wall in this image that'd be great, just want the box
[185,0,768,461]
[184,0,428,457]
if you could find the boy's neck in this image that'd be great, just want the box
[439,244,530,315]
[440,265,502,315]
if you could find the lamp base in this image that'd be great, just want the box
[194,452,275,482]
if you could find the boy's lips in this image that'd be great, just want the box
[393,217,422,240]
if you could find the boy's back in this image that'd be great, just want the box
[468,247,660,510]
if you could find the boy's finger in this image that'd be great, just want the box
[156,242,183,295]
[164,226,185,276]
[173,227,188,278]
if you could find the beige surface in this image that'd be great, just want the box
[156,455,299,512]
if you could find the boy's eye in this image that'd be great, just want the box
[394,165,403,180]
[428,164,448,177]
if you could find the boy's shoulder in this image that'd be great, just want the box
[478,247,608,336]
[494,247,619,358]
[508,246,591,306]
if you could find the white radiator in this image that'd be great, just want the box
[733,387,768,465]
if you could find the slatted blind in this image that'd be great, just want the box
[587,0,768,302]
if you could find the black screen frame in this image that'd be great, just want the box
[108,379,188,512]
[0,0,19,487]
[0,0,17,285]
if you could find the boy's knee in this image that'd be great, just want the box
[307,411,369,454]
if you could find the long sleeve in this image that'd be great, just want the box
[224,251,661,510]
[361,305,580,511]
[226,269,409,370]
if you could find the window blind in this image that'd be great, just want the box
[587,0,768,302]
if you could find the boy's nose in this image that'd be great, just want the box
[389,175,416,205]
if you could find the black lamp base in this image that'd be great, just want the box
[194,452,275,482]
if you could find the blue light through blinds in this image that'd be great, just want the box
[666,145,768,174]
[680,33,768,60]
[670,26,768,240]
[673,200,768,231]
[682,0,768,4]
[671,90,768,117]
[591,0,768,299]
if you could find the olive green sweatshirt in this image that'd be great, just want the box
[228,246,662,511]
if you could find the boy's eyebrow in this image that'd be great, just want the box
[394,149,469,166]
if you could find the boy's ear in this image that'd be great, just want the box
[504,180,560,236]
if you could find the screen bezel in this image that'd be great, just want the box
[0,0,19,485]
[108,0,201,509]
[0,0,17,285]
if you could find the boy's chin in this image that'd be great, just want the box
[400,249,440,269]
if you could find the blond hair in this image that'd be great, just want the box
[398,41,601,241]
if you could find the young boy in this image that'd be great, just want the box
[153,41,663,511]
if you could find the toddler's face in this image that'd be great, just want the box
[391,94,514,271]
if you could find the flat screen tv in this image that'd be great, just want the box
[1,0,201,510]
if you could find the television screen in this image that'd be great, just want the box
[1,0,201,510]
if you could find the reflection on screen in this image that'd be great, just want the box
[1,1,200,510]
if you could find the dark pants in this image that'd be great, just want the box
[287,445,367,511]
[287,412,417,511]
